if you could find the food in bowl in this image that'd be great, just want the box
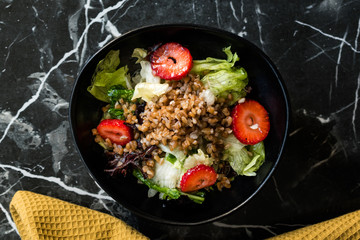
[87,42,270,204]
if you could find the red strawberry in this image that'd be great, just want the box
[150,42,192,80]
[231,99,270,145]
[96,119,132,146]
[180,164,217,192]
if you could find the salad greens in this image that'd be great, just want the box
[192,47,248,105]
[132,82,169,102]
[89,45,266,204]
[182,149,214,171]
[200,67,248,105]
[151,160,182,189]
[222,135,265,176]
[245,142,266,175]
[132,48,148,63]
[158,144,187,164]
[87,50,130,102]
[108,85,134,103]
[133,169,205,204]
[133,168,181,199]
[164,153,177,164]
[107,108,125,120]
[191,46,239,75]
[104,85,134,120]
[131,52,169,102]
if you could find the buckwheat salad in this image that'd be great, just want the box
[88,42,270,204]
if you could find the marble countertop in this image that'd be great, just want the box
[1,0,360,239]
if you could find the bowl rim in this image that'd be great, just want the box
[69,23,291,225]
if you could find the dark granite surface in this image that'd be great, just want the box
[1,0,359,239]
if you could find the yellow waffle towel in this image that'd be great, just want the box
[268,210,360,240]
[10,191,148,240]
[10,191,360,240]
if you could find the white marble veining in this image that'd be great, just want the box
[0,163,113,200]
[352,73,360,141]
[229,1,239,22]
[254,4,265,49]
[28,72,69,117]
[0,203,17,235]
[105,20,121,38]
[98,34,113,48]
[334,29,348,89]
[295,20,360,53]
[213,222,277,236]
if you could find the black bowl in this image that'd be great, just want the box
[69,24,289,225]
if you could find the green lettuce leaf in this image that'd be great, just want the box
[201,67,248,104]
[132,48,148,63]
[87,50,130,102]
[222,135,265,176]
[191,47,248,105]
[191,46,239,75]
[95,49,120,72]
[244,142,266,175]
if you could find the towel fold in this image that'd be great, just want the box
[268,209,360,240]
[10,191,148,240]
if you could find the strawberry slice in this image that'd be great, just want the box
[180,164,217,192]
[150,42,192,80]
[96,119,132,146]
[231,99,270,145]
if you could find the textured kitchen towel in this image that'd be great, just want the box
[9,191,148,240]
[268,209,360,240]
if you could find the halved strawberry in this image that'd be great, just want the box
[150,42,192,80]
[231,99,270,145]
[96,119,132,146]
[180,164,217,192]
